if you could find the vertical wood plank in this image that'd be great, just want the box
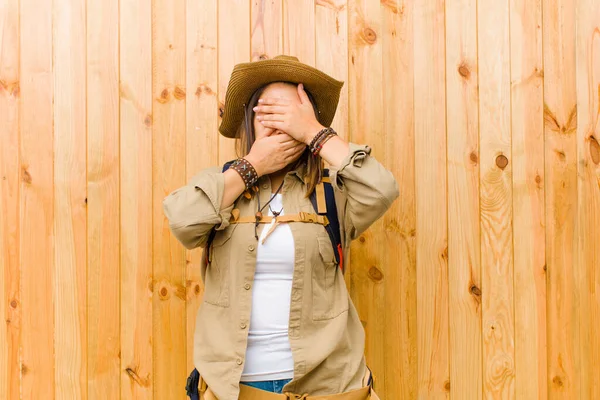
[510,0,547,397]
[19,0,55,397]
[120,0,153,398]
[0,0,21,398]
[218,0,250,163]
[54,0,88,397]
[348,0,386,393]
[478,0,516,397]
[185,0,219,373]
[381,0,416,398]
[152,0,188,396]
[87,0,121,397]
[575,0,600,396]
[316,0,348,140]
[283,0,315,66]
[251,0,283,61]
[445,0,482,396]
[413,0,450,396]
[542,0,579,396]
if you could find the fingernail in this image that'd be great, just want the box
[258,99,264,103]
[253,107,258,111]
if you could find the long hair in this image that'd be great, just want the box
[234,82,324,198]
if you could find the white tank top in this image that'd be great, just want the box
[241,194,295,382]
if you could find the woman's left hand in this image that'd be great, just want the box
[253,83,324,144]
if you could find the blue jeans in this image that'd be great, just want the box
[240,378,292,393]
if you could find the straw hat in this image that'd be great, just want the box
[218,55,344,138]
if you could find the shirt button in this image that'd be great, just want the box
[240,322,247,329]
[248,245,255,252]
[244,283,251,290]
[236,358,243,365]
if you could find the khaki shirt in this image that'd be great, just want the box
[163,143,399,400]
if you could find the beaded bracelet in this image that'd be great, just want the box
[230,158,259,190]
[308,127,334,150]
[310,128,338,156]
[312,131,337,156]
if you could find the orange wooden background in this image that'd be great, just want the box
[1,0,599,399]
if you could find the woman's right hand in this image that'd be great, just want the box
[244,131,306,177]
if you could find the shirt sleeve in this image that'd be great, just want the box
[162,166,235,250]
[328,143,400,241]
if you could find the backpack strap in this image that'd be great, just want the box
[310,169,343,272]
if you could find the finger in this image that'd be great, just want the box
[297,83,310,104]
[258,97,290,106]
[257,114,284,122]
[253,105,286,114]
[260,120,284,130]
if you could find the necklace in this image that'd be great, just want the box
[254,179,285,240]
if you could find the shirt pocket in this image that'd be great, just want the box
[312,233,348,320]
[204,224,236,307]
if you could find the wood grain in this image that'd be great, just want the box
[543,0,579,397]
[186,0,219,373]
[218,0,250,163]
[316,0,348,140]
[575,0,600,396]
[120,0,153,398]
[510,0,547,397]
[0,0,21,398]
[251,0,283,61]
[445,0,482,397]
[478,0,516,397]
[152,0,188,397]
[54,0,88,397]
[413,0,450,396]
[19,0,55,397]
[381,1,416,398]
[283,0,315,66]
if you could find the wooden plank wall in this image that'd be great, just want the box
[1,0,599,399]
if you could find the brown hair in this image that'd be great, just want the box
[234,82,324,198]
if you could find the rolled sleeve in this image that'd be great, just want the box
[329,143,399,240]
[162,166,234,250]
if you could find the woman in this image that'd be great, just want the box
[163,55,398,400]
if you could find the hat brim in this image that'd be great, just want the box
[219,58,344,138]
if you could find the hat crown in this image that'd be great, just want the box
[272,55,300,62]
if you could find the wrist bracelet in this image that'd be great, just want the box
[312,132,337,156]
[309,127,337,154]
[230,158,259,190]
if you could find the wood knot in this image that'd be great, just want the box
[535,174,542,184]
[496,155,509,169]
[10,300,18,309]
[21,167,32,184]
[194,284,201,295]
[144,114,153,127]
[359,236,366,243]
[469,285,481,297]
[158,89,170,103]
[174,86,186,100]
[469,151,478,164]
[552,375,563,387]
[158,285,169,299]
[362,27,377,44]
[441,247,448,261]
[543,264,547,272]
[458,64,470,79]
[444,380,451,391]
[590,135,600,165]
[368,266,384,282]
[21,364,28,375]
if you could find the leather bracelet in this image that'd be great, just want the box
[308,127,334,150]
[312,131,337,156]
[309,127,337,154]
[230,158,259,190]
